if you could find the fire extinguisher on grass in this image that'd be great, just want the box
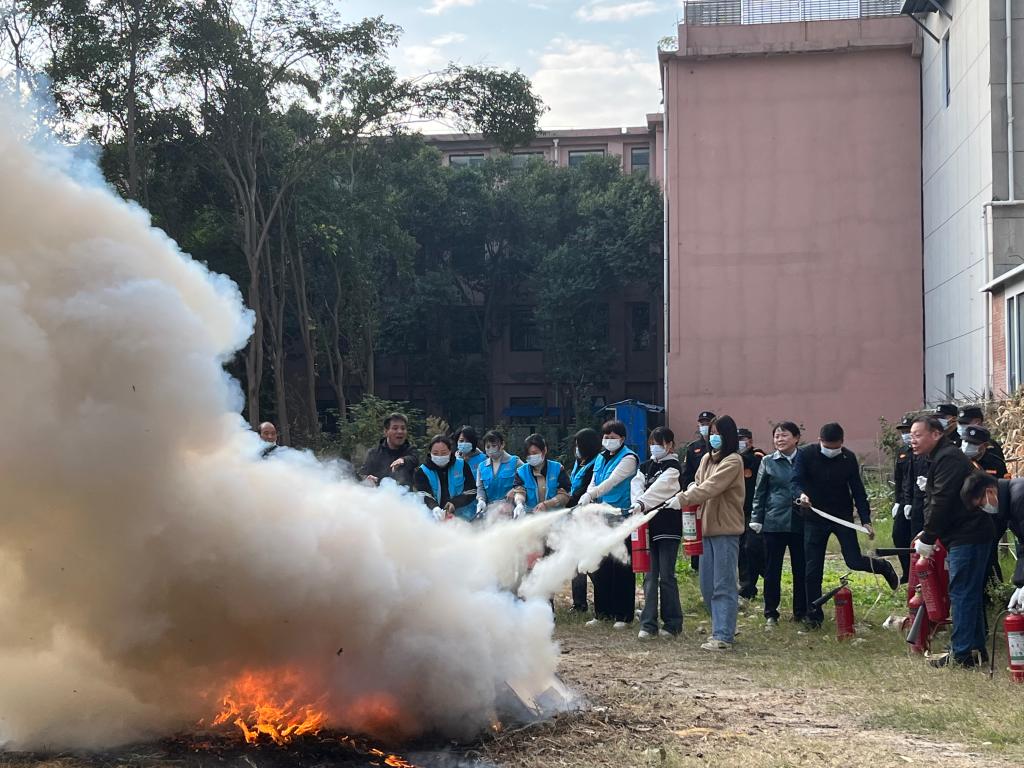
[811,574,855,640]
[682,504,702,558]
[989,607,1024,683]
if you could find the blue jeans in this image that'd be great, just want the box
[946,542,989,663]
[699,535,739,643]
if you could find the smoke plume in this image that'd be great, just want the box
[0,97,648,750]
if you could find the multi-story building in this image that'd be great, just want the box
[662,1,924,450]
[371,123,665,430]
[902,0,1024,399]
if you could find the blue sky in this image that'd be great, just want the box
[338,0,680,129]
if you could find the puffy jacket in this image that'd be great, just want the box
[751,450,801,534]
[679,452,745,537]
[359,438,418,488]
[922,437,995,547]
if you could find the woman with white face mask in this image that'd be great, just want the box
[581,420,640,629]
[475,429,522,518]
[508,433,571,517]
[455,425,486,479]
[414,435,477,521]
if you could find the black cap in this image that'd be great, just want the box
[737,428,752,439]
[897,415,914,430]
[934,403,958,418]
[963,425,991,444]
[958,405,984,421]
[698,411,716,422]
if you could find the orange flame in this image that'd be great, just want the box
[211,669,327,745]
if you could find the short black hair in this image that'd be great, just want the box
[820,422,844,443]
[960,471,998,508]
[650,426,675,444]
[574,428,601,462]
[524,433,547,453]
[384,412,409,429]
[457,425,478,447]
[912,415,944,433]
[428,434,453,452]
[712,415,740,459]
[602,420,628,438]
[482,429,505,446]
[774,421,801,438]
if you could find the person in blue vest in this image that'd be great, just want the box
[579,420,640,628]
[508,434,571,517]
[413,435,477,521]
[456,425,486,482]
[569,428,602,613]
[475,429,521,517]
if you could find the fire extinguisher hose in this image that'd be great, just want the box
[990,610,1011,679]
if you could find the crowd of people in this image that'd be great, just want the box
[258,405,1024,664]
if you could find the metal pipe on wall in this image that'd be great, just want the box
[1008,0,1016,201]
[661,61,670,413]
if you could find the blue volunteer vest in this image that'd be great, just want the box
[592,447,638,512]
[419,458,473,520]
[570,457,597,497]
[479,456,518,502]
[515,459,563,510]
[462,451,487,479]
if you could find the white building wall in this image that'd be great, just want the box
[922,0,993,401]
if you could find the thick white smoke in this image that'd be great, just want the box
[0,96,650,750]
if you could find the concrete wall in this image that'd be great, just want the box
[920,0,992,399]
[663,17,923,452]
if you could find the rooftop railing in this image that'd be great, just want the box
[683,0,903,25]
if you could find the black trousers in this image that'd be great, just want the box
[640,538,683,634]
[892,508,912,581]
[592,538,636,622]
[571,572,588,610]
[804,519,891,624]
[762,530,806,620]
[738,527,765,598]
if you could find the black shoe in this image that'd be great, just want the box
[800,618,822,631]
[880,562,900,591]
[568,605,588,614]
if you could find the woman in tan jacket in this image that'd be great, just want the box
[674,415,745,650]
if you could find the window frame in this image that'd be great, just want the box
[567,149,606,167]
[449,153,486,168]
[630,146,651,176]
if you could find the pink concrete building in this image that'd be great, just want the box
[660,10,924,450]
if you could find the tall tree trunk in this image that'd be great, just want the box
[290,233,320,440]
[124,3,140,200]
[266,222,290,445]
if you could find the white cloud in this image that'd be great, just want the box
[431,32,468,46]
[420,0,477,15]
[576,1,663,22]
[400,32,468,75]
[531,38,662,128]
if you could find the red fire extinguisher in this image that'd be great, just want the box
[1005,612,1024,683]
[631,523,651,573]
[811,574,854,640]
[682,504,703,557]
[913,540,949,624]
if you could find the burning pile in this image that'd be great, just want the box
[210,670,327,745]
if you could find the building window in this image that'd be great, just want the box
[511,151,545,169]
[510,308,543,352]
[568,149,605,167]
[630,146,650,176]
[945,373,955,399]
[630,302,652,351]
[943,32,951,108]
[1009,294,1023,392]
[450,153,485,167]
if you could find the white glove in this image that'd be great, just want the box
[914,538,935,558]
[903,504,912,520]
[891,502,900,519]
[916,475,927,491]
[1008,586,1024,613]
[578,493,593,506]
[431,506,445,522]
[513,504,526,519]
[476,499,487,517]
[628,503,643,516]
[665,495,681,510]
[748,521,763,534]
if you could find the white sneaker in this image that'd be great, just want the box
[659,629,676,639]
[612,621,629,630]
[585,618,602,627]
[700,638,733,651]
[637,630,654,640]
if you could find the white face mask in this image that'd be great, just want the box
[527,453,545,467]
[431,454,451,468]
[738,440,748,453]
[982,502,998,515]
[574,447,582,460]
[485,445,501,457]
[698,424,710,438]
[938,418,950,430]
[602,437,623,453]
[957,424,968,438]
[457,441,473,455]
[962,442,981,458]
[901,432,912,446]
[649,444,667,461]
[820,444,842,459]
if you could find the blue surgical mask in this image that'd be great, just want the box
[738,440,748,453]
[431,454,451,468]
[457,441,473,455]
[709,434,723,451]
[957,424,968,438]
[962,442,981,458]
[699,424,710,438]
[649,444,667,461]
[901,433,912,446]
[938,418,950,430]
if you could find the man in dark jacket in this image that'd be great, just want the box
[958,405,1005,462]
[891,416,914,583]
[793,422,899,628]
[738,428,765,599]
[935,403,961,447]
[359,412,418,489]
[910,416,995,667]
